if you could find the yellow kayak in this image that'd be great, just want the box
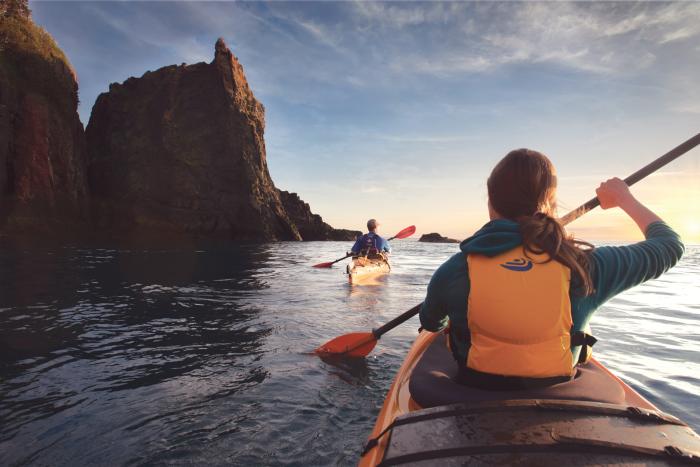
[359,331,700,466]
[347,256,390,285]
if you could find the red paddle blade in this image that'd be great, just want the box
[393,225,416,240]
[315,332,377,357]
[312,261,334,268]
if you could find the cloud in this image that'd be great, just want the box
[352,1,462,28]
[672,104,700,115]
[357,2,700,78]
[661,27,700,44]
[83,3,213,63]
[295,18,339,51]
[40,1,700,120]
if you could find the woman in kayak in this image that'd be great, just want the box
[419,148,684,389]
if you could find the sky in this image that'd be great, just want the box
[31,1,700,243]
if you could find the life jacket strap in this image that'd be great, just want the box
[571,331,598,364]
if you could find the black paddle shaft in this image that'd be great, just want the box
[560,133,700,225]
[332,253,352,265]
[372,303,423,339]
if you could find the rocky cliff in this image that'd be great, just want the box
[2,24,355,241]
[86,39,303,240]
[278,189,360,241]
[0,14,88,231]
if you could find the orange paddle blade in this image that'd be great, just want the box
[315,332,377,358]
[392,225,416,240]
[312,253,352,268]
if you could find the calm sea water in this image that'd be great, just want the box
[1,238,698,465]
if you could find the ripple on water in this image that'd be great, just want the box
[0,240,698,465]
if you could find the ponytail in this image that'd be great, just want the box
[488,149,595,296]
[517,212,594,295]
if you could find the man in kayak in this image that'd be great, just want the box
[351,219,392,258]
[419,149,683,389]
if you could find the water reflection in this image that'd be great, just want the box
[0,238,697,465]
[0,239,274,464]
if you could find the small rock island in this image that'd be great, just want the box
[419,233,460,243]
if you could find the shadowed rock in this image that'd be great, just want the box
[2,28,356,242]
[0,14,88,232]
[419,232,460,243]
[85,38,302,241]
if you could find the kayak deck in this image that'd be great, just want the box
[359,331,700,466]
[375,399,700,465]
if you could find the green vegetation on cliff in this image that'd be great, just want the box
[0,10,78,112]
[1,0,32,20]
[0,8,74,78]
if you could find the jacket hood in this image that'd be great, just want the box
[460,219,522,257]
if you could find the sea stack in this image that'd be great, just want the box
[0,6,89,232]
[418,233,460,243]
[86,38,302,240]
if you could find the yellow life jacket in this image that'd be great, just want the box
[466,246,575,378]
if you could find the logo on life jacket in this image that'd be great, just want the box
[500,258,533,272]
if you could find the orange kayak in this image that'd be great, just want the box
[347,257,390,285]
[359,331,700,466]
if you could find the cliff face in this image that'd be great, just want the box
[2,25,356,242]
[0,15,88,231]
[85,39,301,240]
[278,190,360,241]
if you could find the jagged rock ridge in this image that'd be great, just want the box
[278,190,360,241]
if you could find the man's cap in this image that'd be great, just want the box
[367,219,379,230]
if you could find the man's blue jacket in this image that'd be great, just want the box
[351,232,391,254]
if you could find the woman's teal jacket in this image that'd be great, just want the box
[419,220,684,365]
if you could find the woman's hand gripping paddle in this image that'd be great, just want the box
[311,225,416,268]
[315,133,700,358]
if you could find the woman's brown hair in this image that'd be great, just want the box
[487,149,595,295]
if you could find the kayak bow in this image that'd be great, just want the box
[359,331,700,466]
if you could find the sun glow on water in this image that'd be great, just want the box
[683,219,700,242]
